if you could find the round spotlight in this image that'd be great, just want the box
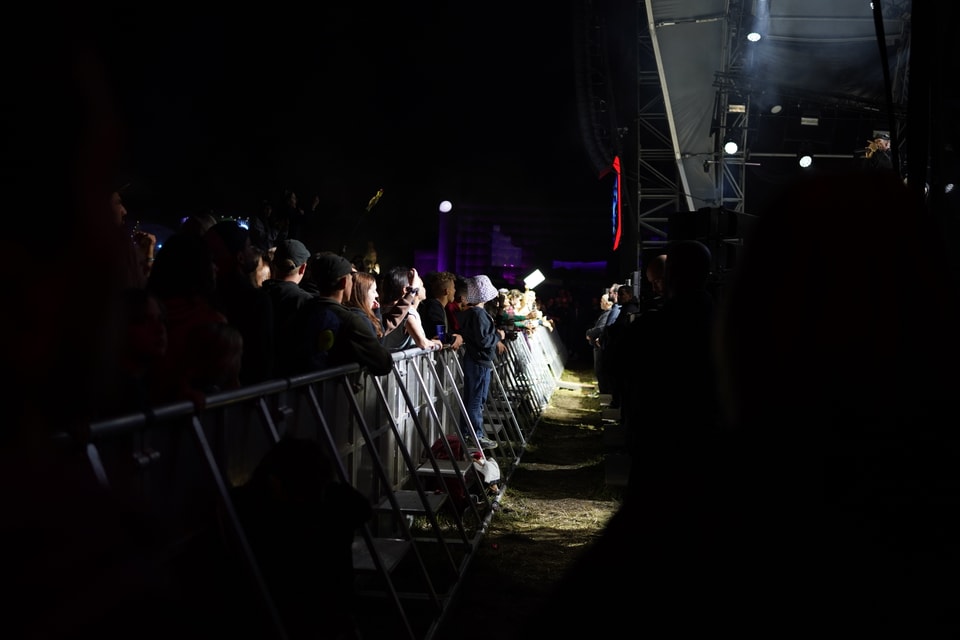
[770,104,783,114]
[723,140,739,155]
[747,32,762,42]
[798,154,813,169]
[438,200,453,213]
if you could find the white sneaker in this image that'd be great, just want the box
[477,436,498,449]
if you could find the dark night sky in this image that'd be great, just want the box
[93,4,612,263]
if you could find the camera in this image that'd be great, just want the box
[503,329,519,342]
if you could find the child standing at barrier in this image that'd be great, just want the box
[458,275,507,450]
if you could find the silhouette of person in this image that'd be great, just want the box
[521,170,960,639]
[233,437,373,640]
[112,186,157,289]
[262,239,316,377]
[623,239,717,475]
[146,231,238,407]
[641,252,667,312]
[603,284,641,412]
[711,170,960,634]
[584,293,613,395]
[97,287,169,418]
[2,21,222,638]
[205,220,275,384]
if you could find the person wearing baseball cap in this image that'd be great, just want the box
[287,251,392,375]
[864,131,893,172]
[458,274,507,450]
[263,239,316,376]
[305,252,356,294]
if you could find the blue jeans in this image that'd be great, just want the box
[461,356,491,441]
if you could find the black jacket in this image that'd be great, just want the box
[290,297,393,376]
[459,305,499,367]
[262,279,316,376]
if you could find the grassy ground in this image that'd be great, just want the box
[430,363,624,640]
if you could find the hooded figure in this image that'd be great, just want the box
[458,275,504,451]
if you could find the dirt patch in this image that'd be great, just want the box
[432,365,623,639]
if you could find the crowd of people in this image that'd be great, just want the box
[4,179,567,639]
[100,186,568,457]
[14,158,960,640]
[12,17,960,640]
[15,120,957,638]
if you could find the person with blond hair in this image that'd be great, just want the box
[420,270,464,350]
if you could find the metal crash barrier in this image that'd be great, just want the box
[62,325,569,640]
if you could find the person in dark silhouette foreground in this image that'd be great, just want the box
[517,170,960,638]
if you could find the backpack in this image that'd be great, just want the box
[425,435,479,510]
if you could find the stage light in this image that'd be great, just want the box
[724,139,739,155]
[438,200,453,213]
[797,141,815,168]
[747,31,761,42]
[523,269,546,290]
[770,104,782,114]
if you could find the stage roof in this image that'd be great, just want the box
[643,0,913,211]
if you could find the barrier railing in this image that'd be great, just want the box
[59,325,569,640]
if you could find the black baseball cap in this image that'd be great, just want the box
[308,252,355,289]
[274,239,311,268]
